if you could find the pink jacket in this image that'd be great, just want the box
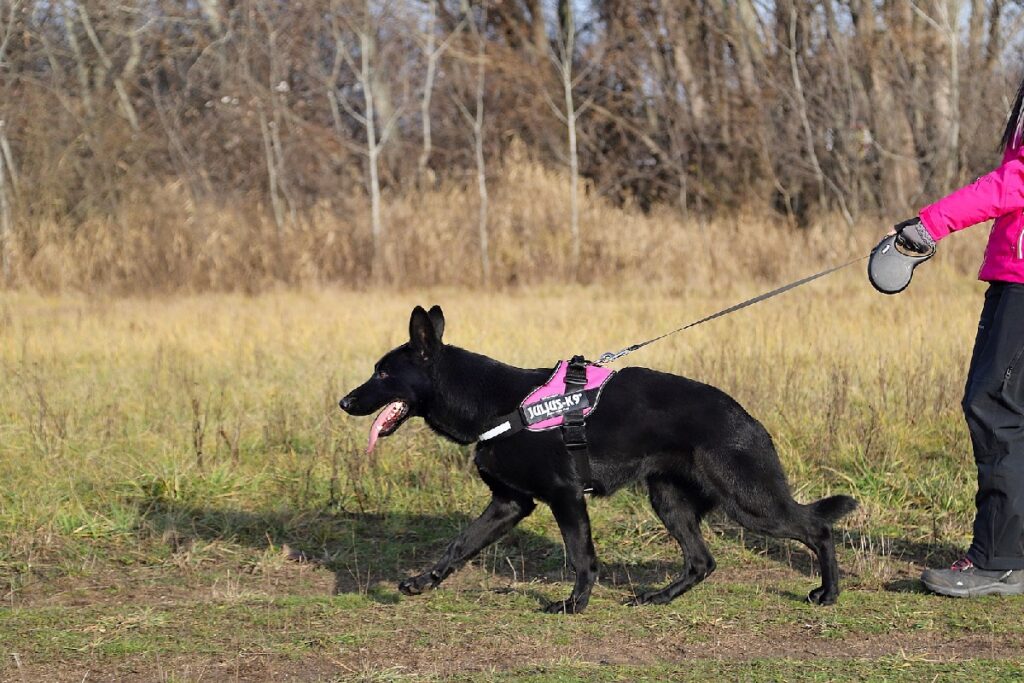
[919,144,1024,283]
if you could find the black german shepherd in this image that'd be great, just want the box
[339,306,857,614]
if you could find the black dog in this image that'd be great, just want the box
[339,305,857,613]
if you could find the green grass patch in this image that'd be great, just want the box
[1,289,1019,680]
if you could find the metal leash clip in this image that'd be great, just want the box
[596,345,641,366]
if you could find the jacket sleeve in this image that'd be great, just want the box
[919,153,1024,241]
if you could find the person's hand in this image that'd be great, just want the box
[892,217,936,254]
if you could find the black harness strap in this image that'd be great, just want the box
[562,355,597,494]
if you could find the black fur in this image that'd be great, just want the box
[340,306,858,614]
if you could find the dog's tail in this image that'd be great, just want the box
[807,495,858,525]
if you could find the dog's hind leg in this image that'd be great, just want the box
[543,492,598,615]
[628,474,716,606]
[398,475,535,596]
[799,496,855,605]
[719,486,844,606]
[801,520,841,606]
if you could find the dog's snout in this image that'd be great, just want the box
[339,395,354,412]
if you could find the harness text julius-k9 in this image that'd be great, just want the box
[477,356,615,494]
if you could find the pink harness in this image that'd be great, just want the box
[477,357,616,494]
[518,361,615,431]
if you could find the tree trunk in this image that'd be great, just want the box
[668,12,708,130]
[526,0,547,60]
[362,25,384,282]
[418,0,438,184]
[983,1,1003,72]
[920,0,961,190]
[721,0,759,103]
[565,69,579,280]
[473,34,489,286]
[788,6,826,209]
[555,0,580,279]
[853,0,921,211]
[0,127,10,281]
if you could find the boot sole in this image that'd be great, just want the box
[922,579,1024,598]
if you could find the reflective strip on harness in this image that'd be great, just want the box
[478,421,513,441]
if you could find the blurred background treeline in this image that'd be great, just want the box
[0,0,1020,292]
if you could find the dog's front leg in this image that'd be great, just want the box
[399,491,535,596]
[543,492,598,615]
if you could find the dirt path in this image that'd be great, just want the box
[5,558,1024,682]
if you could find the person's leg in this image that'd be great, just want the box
[964,283,1024,570]
[922,283,1024,596]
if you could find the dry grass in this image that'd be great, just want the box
[0,257,990,575]
[6,154,991,294]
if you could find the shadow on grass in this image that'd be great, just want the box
[135,493,681,602]
[134,490,960,603]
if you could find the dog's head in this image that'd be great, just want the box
[339,305,445,453]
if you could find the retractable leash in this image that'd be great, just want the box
[867,233,935,295]
[594,253,871,366]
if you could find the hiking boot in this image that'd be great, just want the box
[921,557,1024,597]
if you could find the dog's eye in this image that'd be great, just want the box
[377,370,389,380]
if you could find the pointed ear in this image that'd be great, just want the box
[427,305,445,341]
[409,306,439,358]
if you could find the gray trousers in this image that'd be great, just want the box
[964,283,1024,570]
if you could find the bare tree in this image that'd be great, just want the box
[418,0,440,184]
[75,3,142,132]
[558,2,581,278]
[546,0,598,280]
[2,0,1023,291]
[0,1,21,280]
[328,0,403,281]
[0,0,21,68]
[417,1,464,185]
[0,120,12,281]
[911,0,962,189]
[453,1,489,284]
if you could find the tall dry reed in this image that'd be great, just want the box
[7,155,989,295]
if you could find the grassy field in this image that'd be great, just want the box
[2,257,1024,680]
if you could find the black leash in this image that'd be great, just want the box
[595,254,870,366]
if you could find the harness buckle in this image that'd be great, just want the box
[562,422,587,448]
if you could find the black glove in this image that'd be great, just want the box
[894,217,936,255]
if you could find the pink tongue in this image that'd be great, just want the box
[367,401,404,454]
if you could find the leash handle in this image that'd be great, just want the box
[594,254,869,366]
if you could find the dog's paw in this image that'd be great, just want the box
[542,599,585,615]
[398,574,435,596]
[807,586,838,606]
